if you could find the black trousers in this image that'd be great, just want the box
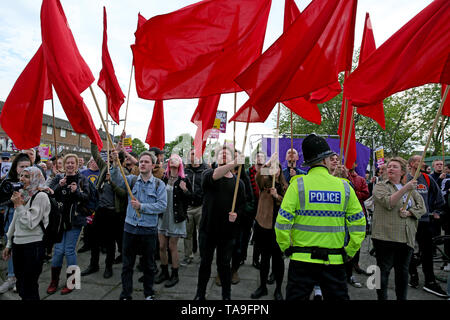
[254,223,284,290]
[89,207,117,268]
[409,221,436,284]
[373,239,413,300]
[196,231,234,299]
[238,213,254,262]
[12,241,45,300]
[120,231,157,299]
[286,260,349,301]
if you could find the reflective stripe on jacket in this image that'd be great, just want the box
[275,166,366,265]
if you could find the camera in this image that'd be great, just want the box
[0,181,24,194]
[0,180,24,205]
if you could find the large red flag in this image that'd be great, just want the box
[41,0,103,150]
[230,0,357,123]
[338,96,357,169]
[354,13,385,129]
[132,0,272,100]
[0,46,52,149]
[98,7,125,125]
[282,0,342,125]
[344,0,450,107]
[145,100,165,150]
[191,95,221,156]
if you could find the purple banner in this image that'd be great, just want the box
[261,137,371,178]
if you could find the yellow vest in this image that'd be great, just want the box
[275,166,366,265]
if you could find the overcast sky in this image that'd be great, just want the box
[0,0,433,154]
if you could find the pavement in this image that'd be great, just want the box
[0,236,448,301]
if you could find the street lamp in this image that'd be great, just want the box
[106,119,125,143]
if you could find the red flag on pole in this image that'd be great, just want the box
[230,0,357,123]
[354,13,385,129]
[98,7,125,125]
[41,0,103,150]
[145,100,165,150]
[132,0,272,100]
[0,46,53,149]
[344,0,450,107]
[191,95,221,156]
[281,0,342,125]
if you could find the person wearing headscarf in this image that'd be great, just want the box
[2,167,50,300]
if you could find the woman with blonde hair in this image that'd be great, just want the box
[372,157,426,300]
[45,154,91,295]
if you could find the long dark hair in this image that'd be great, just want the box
[6,153,32,181]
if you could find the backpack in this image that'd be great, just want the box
[79,176,99,215]
[31,191,64,246]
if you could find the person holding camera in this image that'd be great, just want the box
[2,166,50,300]
[282,148,306,185]
[45,153,91,295]
[0,152,32,295]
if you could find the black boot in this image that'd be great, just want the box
[274,287,283,300]
[154,264,170,284]
[103,265,113,279]
[251,286,268,299]
[81,264,99,276]
[165,268,179,288]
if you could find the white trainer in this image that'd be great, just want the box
[0,277,16,294]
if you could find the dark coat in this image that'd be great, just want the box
[162,175,192,223]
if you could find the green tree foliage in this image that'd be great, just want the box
[278,82,444,158]
[132,138,147,155]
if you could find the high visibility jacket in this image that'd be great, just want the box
[275,166,366,265]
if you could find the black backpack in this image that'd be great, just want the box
[30,191,63,246]
[79,176,99,215]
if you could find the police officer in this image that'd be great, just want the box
[275,134,366,300]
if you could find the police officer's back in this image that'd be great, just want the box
[275,134,366,300]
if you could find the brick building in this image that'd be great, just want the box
[0,100,112,161]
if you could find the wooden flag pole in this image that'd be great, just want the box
[233,93,237,155]
[106,97,110,175]
[123,62,134,133]
[343,106,355,166]
[339,71,351,163]
[402,85,450,211]
[51,96,58,159]
[273,102,281,188]
[89,85,140,217]
[231,110,251,213]
[441,115,446,165]
[290,110,294,154]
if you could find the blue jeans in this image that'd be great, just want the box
[4,235,14,277]
[51,227,82,268]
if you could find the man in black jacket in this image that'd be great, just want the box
[182,149,209,266]
[194,145,246,300]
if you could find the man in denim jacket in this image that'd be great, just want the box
[111,150,167,300]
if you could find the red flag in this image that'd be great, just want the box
[191,95,221,156]
[354,13,385,129]
[344,0,450,107]
[137,13,147,30]
[281,0,342,125]
[338,95,357,169]
[145,100,165,150]
[442,84,450,117]
[0,46,52,149]
[41,0,103,150]
[132,0,272,100]
[230,0,357,123]
[98,7,125,125]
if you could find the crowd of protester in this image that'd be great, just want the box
[0,137,449,301]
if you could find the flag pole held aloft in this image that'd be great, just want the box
[89,85,140,217]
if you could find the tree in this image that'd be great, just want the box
[277,83,444,158]
[132,138,147,155]
[163,134,193,162]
